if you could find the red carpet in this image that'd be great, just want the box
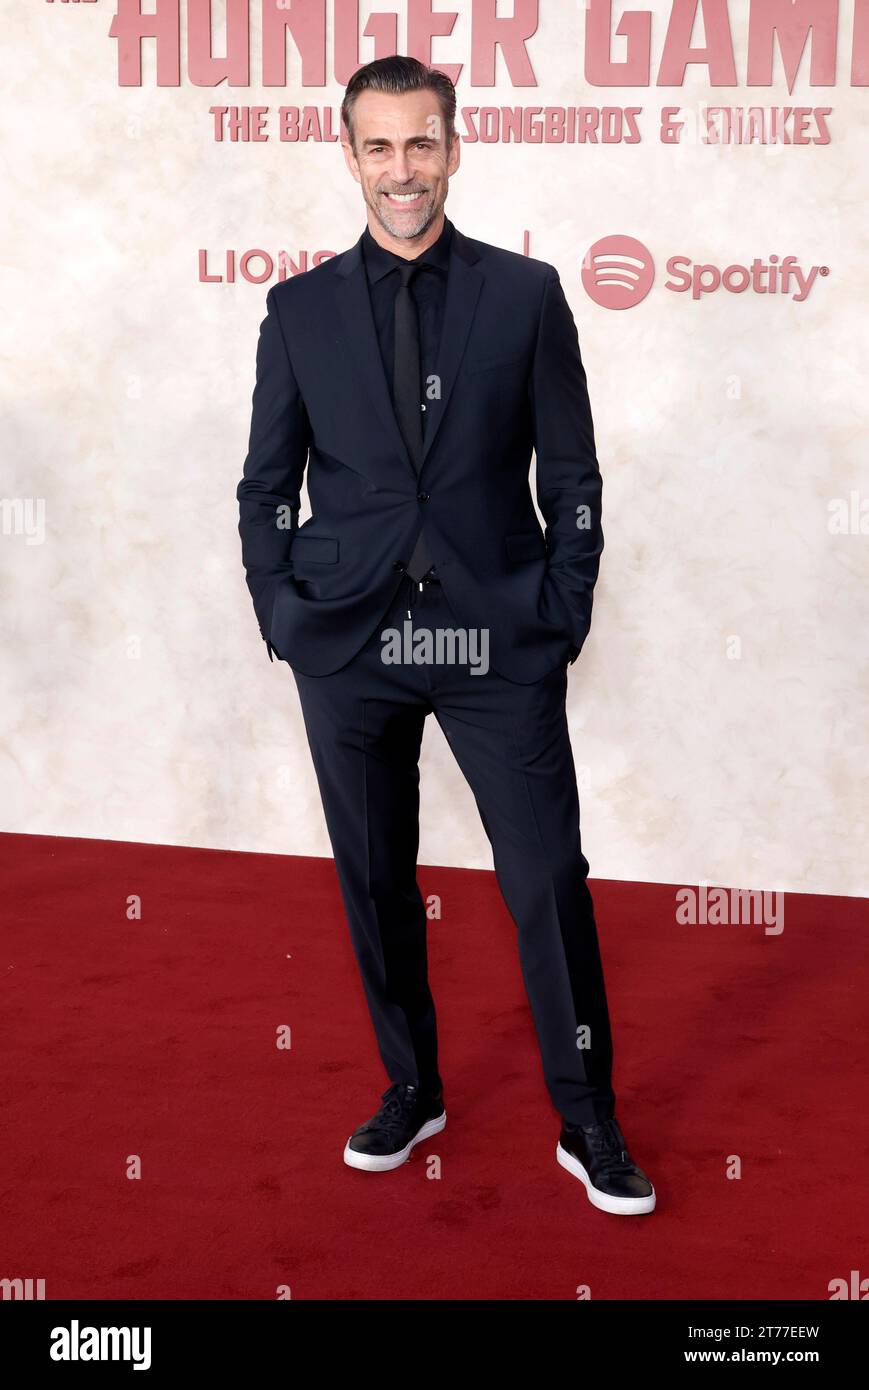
[1,831,865,1300]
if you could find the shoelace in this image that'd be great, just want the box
[370,1083,420,1136]
[583,1118,633,1174]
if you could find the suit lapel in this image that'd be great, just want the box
[332,223,483,483]
[420,227,483,467]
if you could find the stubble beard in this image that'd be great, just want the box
[368,183,442,242]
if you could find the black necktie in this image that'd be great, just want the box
[394,262,433,582]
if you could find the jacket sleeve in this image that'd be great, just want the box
[531,266,604,661]
[236,286,312,661]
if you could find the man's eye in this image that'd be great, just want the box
[366,142,431,155]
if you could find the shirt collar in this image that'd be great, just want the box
[362,216,454,284]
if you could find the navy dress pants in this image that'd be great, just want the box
[290,576,616,1127]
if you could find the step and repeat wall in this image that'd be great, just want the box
[2,2,867,896]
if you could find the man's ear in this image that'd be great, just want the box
[341,138,361,183]
[447,132,461,177]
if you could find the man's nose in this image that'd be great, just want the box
[388,153,415,184]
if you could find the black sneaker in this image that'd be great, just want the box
[343,1082,446,1172]
[557,1116,656,1215]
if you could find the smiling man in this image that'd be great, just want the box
[237,56,655,1216]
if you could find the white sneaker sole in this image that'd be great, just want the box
[556,1141,656,1215]
[343,1111,447,1172]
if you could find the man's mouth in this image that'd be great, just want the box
[382,190,426,208]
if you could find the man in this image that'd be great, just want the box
[237,56,655,1216]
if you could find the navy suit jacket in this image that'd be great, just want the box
[236,220,603,684]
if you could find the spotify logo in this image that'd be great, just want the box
[581,236,655,309]
[582,236,826,307]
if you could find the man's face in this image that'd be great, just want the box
[342,88,460,243]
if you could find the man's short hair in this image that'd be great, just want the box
[341,55,457,152]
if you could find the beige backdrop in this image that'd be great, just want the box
[2,3,867,897]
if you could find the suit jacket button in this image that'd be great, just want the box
[417,492,430,503]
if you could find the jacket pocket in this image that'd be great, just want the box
[291,534,339,564]
[465,352,526,375]
[505,530,547,563]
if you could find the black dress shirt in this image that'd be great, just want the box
[361,215,453,448]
